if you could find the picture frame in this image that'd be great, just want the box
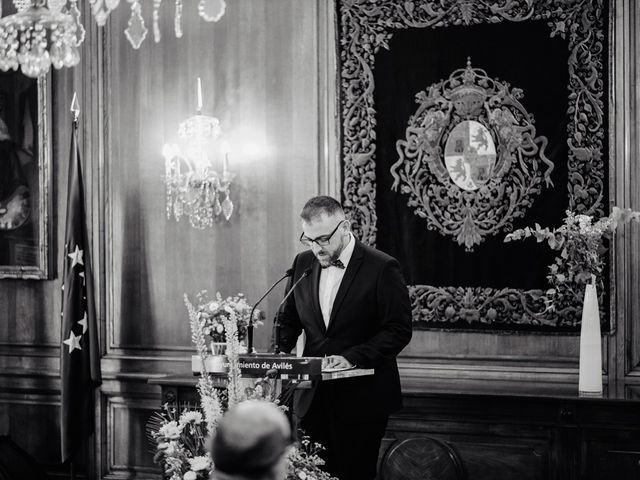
[0,73,51,279]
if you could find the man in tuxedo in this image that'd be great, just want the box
[278,196,412,480]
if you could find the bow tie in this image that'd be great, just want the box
[322,259,345,269]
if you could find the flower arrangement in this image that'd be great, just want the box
[149,408,211,480]
[192,291,263,347]
[287,436,337,480]
[148,291,337,480]
[504,207,640,312]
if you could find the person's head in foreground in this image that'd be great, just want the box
[210,400,291,480]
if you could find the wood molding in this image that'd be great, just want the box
[624,0,640,376]
[611,0,640,379]
[317,0,340,197]
[101,392,161,480]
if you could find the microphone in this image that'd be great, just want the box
[274,267,312,354]
[246,268,293,354]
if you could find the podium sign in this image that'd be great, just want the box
[191,354,374,381]
[192,354,322,377]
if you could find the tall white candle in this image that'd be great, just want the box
[196,77,203,113]
[223,153,229,175]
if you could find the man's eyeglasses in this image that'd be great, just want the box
[299,221,344,247]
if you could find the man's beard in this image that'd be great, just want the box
[315,251,339,267]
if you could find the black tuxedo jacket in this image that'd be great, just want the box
[278,240,412,420]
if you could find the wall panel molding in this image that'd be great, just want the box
[101,392,160,480]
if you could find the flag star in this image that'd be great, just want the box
[63,331,82,353]
[79,271,85,285]
[77,312,88,334]
[67,245,84,268]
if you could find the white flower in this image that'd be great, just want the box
[189,455,211,471]
[208,301,220,312]
[575,214,592,232]
[165,441,177,455]
[200,393,223,432]
[297,471,307,480]
[183,471,197,480]
[215,324,224,334]
[158,421,182,440]
[179,410,203,426]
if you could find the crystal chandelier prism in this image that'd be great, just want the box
[163,78,234,229]
[0,0,84,78]
[90,0,227,50]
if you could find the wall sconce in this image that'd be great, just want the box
[163,78,234,229]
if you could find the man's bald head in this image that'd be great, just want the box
[211,400,291,479]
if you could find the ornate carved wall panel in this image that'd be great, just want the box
[336,0,612,332]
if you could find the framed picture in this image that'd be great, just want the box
[0,72,51,279]
[336,0,611,333]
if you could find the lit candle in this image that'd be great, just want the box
[196,77,203,113]
[220,140,230,175]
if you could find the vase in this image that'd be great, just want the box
[578,280,603,397]
[210,341,226,356]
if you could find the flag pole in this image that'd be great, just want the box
[68,92,79,480]
[70,92,80,125]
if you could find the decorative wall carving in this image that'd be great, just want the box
[337,0,608,329]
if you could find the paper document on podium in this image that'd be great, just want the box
[322,366,355,373]
[321,368,374,380]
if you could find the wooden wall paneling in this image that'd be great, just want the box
[317,0,339,197]
[0,2,81,471]
[94,1,326,478]
[0,393,81,478]
[609,0,640,383]
[623,0,640,380]
[101,389,160,479]
[400,331,584,390]
[102,0,320,364]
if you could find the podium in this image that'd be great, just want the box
[147,354,374,411]
[191,353,374,382]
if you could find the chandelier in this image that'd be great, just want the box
[89,0,227,49]
[163,78,234,229]
[0,0,84,78]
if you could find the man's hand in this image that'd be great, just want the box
[322,355,353,370]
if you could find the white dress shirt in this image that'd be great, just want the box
[318,233,355,329]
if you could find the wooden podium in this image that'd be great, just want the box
[148,354,374,409]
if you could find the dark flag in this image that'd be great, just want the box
[60,114,102,463]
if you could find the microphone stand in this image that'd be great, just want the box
[246,269,293,354]
[273,268,311,354]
